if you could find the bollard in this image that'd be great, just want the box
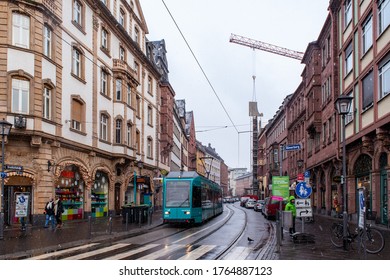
[88,215,92,239]
[108,214,113,235]
[126,212,129,231]
[148,207,152,226]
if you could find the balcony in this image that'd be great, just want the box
[113,59,139,86]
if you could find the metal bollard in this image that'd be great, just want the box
[88,215,92,239]
[108,214,113,235]
[126,212,129,231]
[139,210,142,228]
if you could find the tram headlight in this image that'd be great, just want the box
[184,211,191,215]
[164,211,170,215]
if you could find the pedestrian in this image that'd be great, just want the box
[44,197,56,229]
[54,196,64,229]
[285,195,296,234]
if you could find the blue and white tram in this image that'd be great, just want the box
[162,171,223,224]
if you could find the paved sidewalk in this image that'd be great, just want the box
[0,211,164,260]
[277,214,390,260]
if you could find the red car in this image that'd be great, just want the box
[263,196,287,220]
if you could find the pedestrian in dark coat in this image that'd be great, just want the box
[44,198,56,229]
[54,196,64,228]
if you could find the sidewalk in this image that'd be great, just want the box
[0,211,164,260]
[278,214,390,260]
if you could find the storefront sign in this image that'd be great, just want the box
[61,170,75,178]
[15,193,29,217]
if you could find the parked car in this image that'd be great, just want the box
[263,196,287,220]
[245,199,256,209]
[254,200,265,212]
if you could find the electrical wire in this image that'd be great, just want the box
[161,0,239,133]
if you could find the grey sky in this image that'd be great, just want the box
[141,0,329,169]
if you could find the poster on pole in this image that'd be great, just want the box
[15,193,29,218]
[272,176,290,199]
[358,188,365,229]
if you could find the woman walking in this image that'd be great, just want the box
[54,196,64,229]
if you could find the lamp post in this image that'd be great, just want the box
[0,119,12,240]
[335,95,353,250]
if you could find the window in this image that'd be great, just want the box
[362,16,372,55]
[147,137,153,158]
[115,119,122,144]
[136,95,141,117]
[379,0,390,34]
[148,76,152,94]
[119,46,125,61]
[71,98,84,131]
[43,87,51,119]
[119,9,125,27]
[100,114,108,141]
[101,69,108,95]
[73,0,82,26]
[346,93,354,123]
[136,130,140,151]
[43,25,52,58]
[116,79,122,101]
[12,78,29,114]
[12,13,30,49]
[127,122,132,147]
[379,55,390,100]
[101,28,108,50]
[126,83,132,106]
[345,42,353,76]
[345,0,352,27]
[134,27,139,44]
[72,47,82,78]
[362,71,373,110]
[147,105,152,125]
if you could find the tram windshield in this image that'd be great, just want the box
[166,180,191,207]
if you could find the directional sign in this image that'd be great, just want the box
[295,198,311,208]
[295,182,312,199]
[284,144,301,151]
[297,208,313,217]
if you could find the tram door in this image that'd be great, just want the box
[5,186,32,225]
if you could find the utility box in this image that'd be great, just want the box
[282,211,293,228]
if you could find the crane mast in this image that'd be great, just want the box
[229,33,304,60]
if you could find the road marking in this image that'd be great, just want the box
[63,243,128,260]
[138,244,182,260]
[27,243,100,260]
[178,245,215,260]
[222,246,252,260]
[103,243,159,260]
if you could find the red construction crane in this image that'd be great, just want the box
[229,33,304,60]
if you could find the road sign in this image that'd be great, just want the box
[295,198,311,208]
[284,144,301,151]
[295,182,312,199]
[304,170,310,178]
[297,208,313,217]
[297,173,304,181]
[1,172,7,179]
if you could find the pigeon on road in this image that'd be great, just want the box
[248,237,254,242]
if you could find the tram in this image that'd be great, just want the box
[162,171,223,224]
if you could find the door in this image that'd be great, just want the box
[114,183,121,215]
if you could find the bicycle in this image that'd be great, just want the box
[330,221,385,254]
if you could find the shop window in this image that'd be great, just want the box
[55,166,84,221]
[92,171,109,217]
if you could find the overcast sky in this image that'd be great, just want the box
[140,0,329,170]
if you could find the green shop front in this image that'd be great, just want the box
[91,171,109,217]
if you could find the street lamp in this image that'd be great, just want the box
[297,159,304,169]
[335,95,353,250]
[0,119,12,240]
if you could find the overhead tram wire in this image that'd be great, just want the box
[161,0,239,134]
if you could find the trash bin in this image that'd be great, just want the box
[282,211,293,229]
